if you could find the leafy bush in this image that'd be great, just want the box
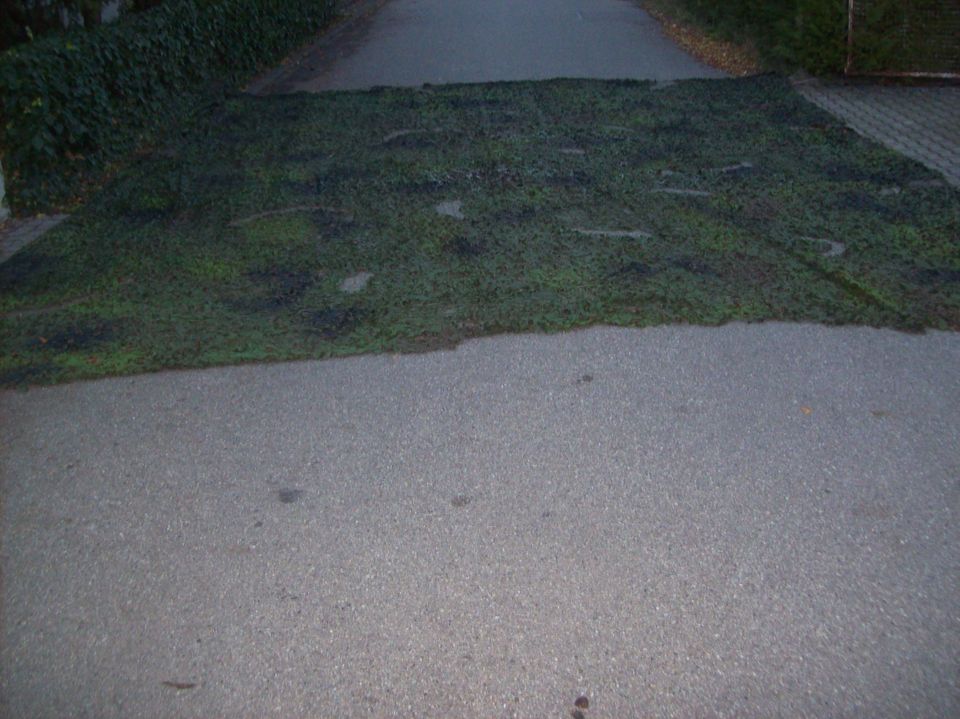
[792,0,847,75]
[1,1,70,51]
[0,0,334,212]
[0,1,164,52]
[847,0,957,74]
[678,0,954,75]
[679,0,847,74]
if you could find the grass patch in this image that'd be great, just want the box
[1,76,958,387]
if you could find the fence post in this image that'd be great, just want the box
[845,0,855,75]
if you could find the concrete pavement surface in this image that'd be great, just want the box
[0,214,69,264]
[2,325,959,717]
[794,77,960,187]
[3,0,959,717]
[250,0,723,93]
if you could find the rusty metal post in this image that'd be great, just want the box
[845,0,856,75]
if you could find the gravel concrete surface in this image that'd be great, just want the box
[2,324,959,718]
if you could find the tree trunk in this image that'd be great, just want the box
[81,0,103,27]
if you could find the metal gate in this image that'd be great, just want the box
[846,0,960,78]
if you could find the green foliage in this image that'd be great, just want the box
[680,0,953,75]
[0,1,141,52]
[792,0,847,75]
[1,1,65,51]
[679,0,847,74]
[0,0,335,212]
[847,0,951,73]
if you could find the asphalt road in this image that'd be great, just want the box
[3,1,959,717]
[3,325,958,718]
[249,0,722,93]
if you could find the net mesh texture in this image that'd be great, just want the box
[849,0,960,75]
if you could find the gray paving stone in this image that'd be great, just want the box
[0,214,69,263]
[795,78,960,186]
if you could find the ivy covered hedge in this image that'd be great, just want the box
[0,0,335,212]
[679,0,848,75]
[678,0,945,76]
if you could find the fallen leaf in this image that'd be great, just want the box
[800,406,813,415]
[161,681,197,690]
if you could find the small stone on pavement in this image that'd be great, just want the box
[435,200,464,220]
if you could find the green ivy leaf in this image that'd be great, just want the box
[1,0,336,212]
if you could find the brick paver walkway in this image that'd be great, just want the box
[794,76,960,187]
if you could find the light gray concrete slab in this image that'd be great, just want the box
[0,214,69,264]
[2,324,959,718]
[0,160,9,222]
[252,0,723,93]
[794,77,960,187]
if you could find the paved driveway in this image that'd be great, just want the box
[3,1,958,717]
[251,0,723,93]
